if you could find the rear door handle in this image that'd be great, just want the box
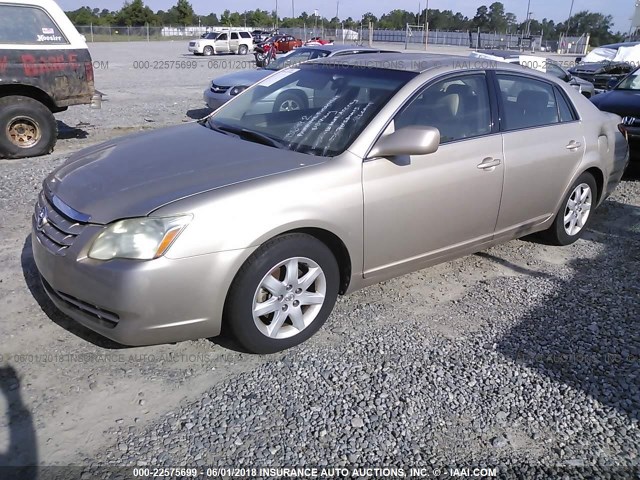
[477,157,501,170]
[566,141,582,150]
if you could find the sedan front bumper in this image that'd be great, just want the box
[32,217,254,346]
[203,88,230,110]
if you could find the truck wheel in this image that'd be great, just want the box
[203,46,214,56]
[238,45,248,55]
[0,96,57,159]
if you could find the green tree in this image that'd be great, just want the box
[557,10,621,45]
[362,12,378,26]
[115,0,156,26]
[174,0,194,25]
[472,5,489,30]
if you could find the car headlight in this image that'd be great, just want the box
[88,215,192,261]
[230,86,248,96]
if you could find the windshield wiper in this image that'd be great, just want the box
[212,123,286,149]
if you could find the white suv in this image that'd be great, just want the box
[188,29,253,56]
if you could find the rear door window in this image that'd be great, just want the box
[0,4,68,44]
[497,74,559,130]
[230,33,239,40]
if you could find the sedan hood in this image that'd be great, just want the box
[48,123,324,224]
[212,69,272,87]
[570,62,608,74]
[591,90,640,117]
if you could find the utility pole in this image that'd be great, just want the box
[425,0,429,49]
[565,0,575,40]
[525,0,531,36]
[292,0,295,19]
[336,1,339,21]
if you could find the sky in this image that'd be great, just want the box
[56,0,638,32]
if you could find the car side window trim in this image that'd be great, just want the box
[553,86,580,123]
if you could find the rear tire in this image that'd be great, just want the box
[541,172,597,246]
[238,45,248,55]
[0,96,57,159]
[224,233,339,354]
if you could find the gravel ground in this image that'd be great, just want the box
[0,41,638,477]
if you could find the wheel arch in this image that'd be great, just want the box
[274,88,308,106]
[584,166,604,205]
[0,84,59,112]
[284,227,352,294]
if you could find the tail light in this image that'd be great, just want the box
[85,60,94,83]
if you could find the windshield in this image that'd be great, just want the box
[265,48,331,71]
[207,64,416,157]
[616,69,640,90]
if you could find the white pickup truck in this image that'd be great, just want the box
[188,29,253,56]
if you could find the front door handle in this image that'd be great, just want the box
[566,141,582,150]
[477,157,501,170]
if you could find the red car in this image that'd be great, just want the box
[259,35,303,54]
[304,37,334,46]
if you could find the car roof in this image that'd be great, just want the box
[309,53,538,73]
[600,41,640,50]
[474,49,521,59]
[304,44,386,53]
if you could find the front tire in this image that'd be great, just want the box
[203,46,214,56]
[224,233,339,354]
[542,172,597,246]
[273,90,308,112]
[0,96,57,159]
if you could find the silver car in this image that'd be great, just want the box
[32,54,629,353]
[203,45,395,111]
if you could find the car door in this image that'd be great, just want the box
[229,32,239,53]
[215,33,229,53]
[362,73,504,280]
[492,73,585,238]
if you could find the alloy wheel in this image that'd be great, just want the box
[563,183,592,236]
[252,257,326,339]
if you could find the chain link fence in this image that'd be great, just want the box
[75,24,589,54]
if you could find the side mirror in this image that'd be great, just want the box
[607,78,619,90]
[368,126,440,158]
[575,57,582,64]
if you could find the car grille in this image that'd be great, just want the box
[33,190,87,256]
[41,277,119,328]
[210,83,230,94]
[623,117,640,127]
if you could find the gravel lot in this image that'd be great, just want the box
[0,41,638,477]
